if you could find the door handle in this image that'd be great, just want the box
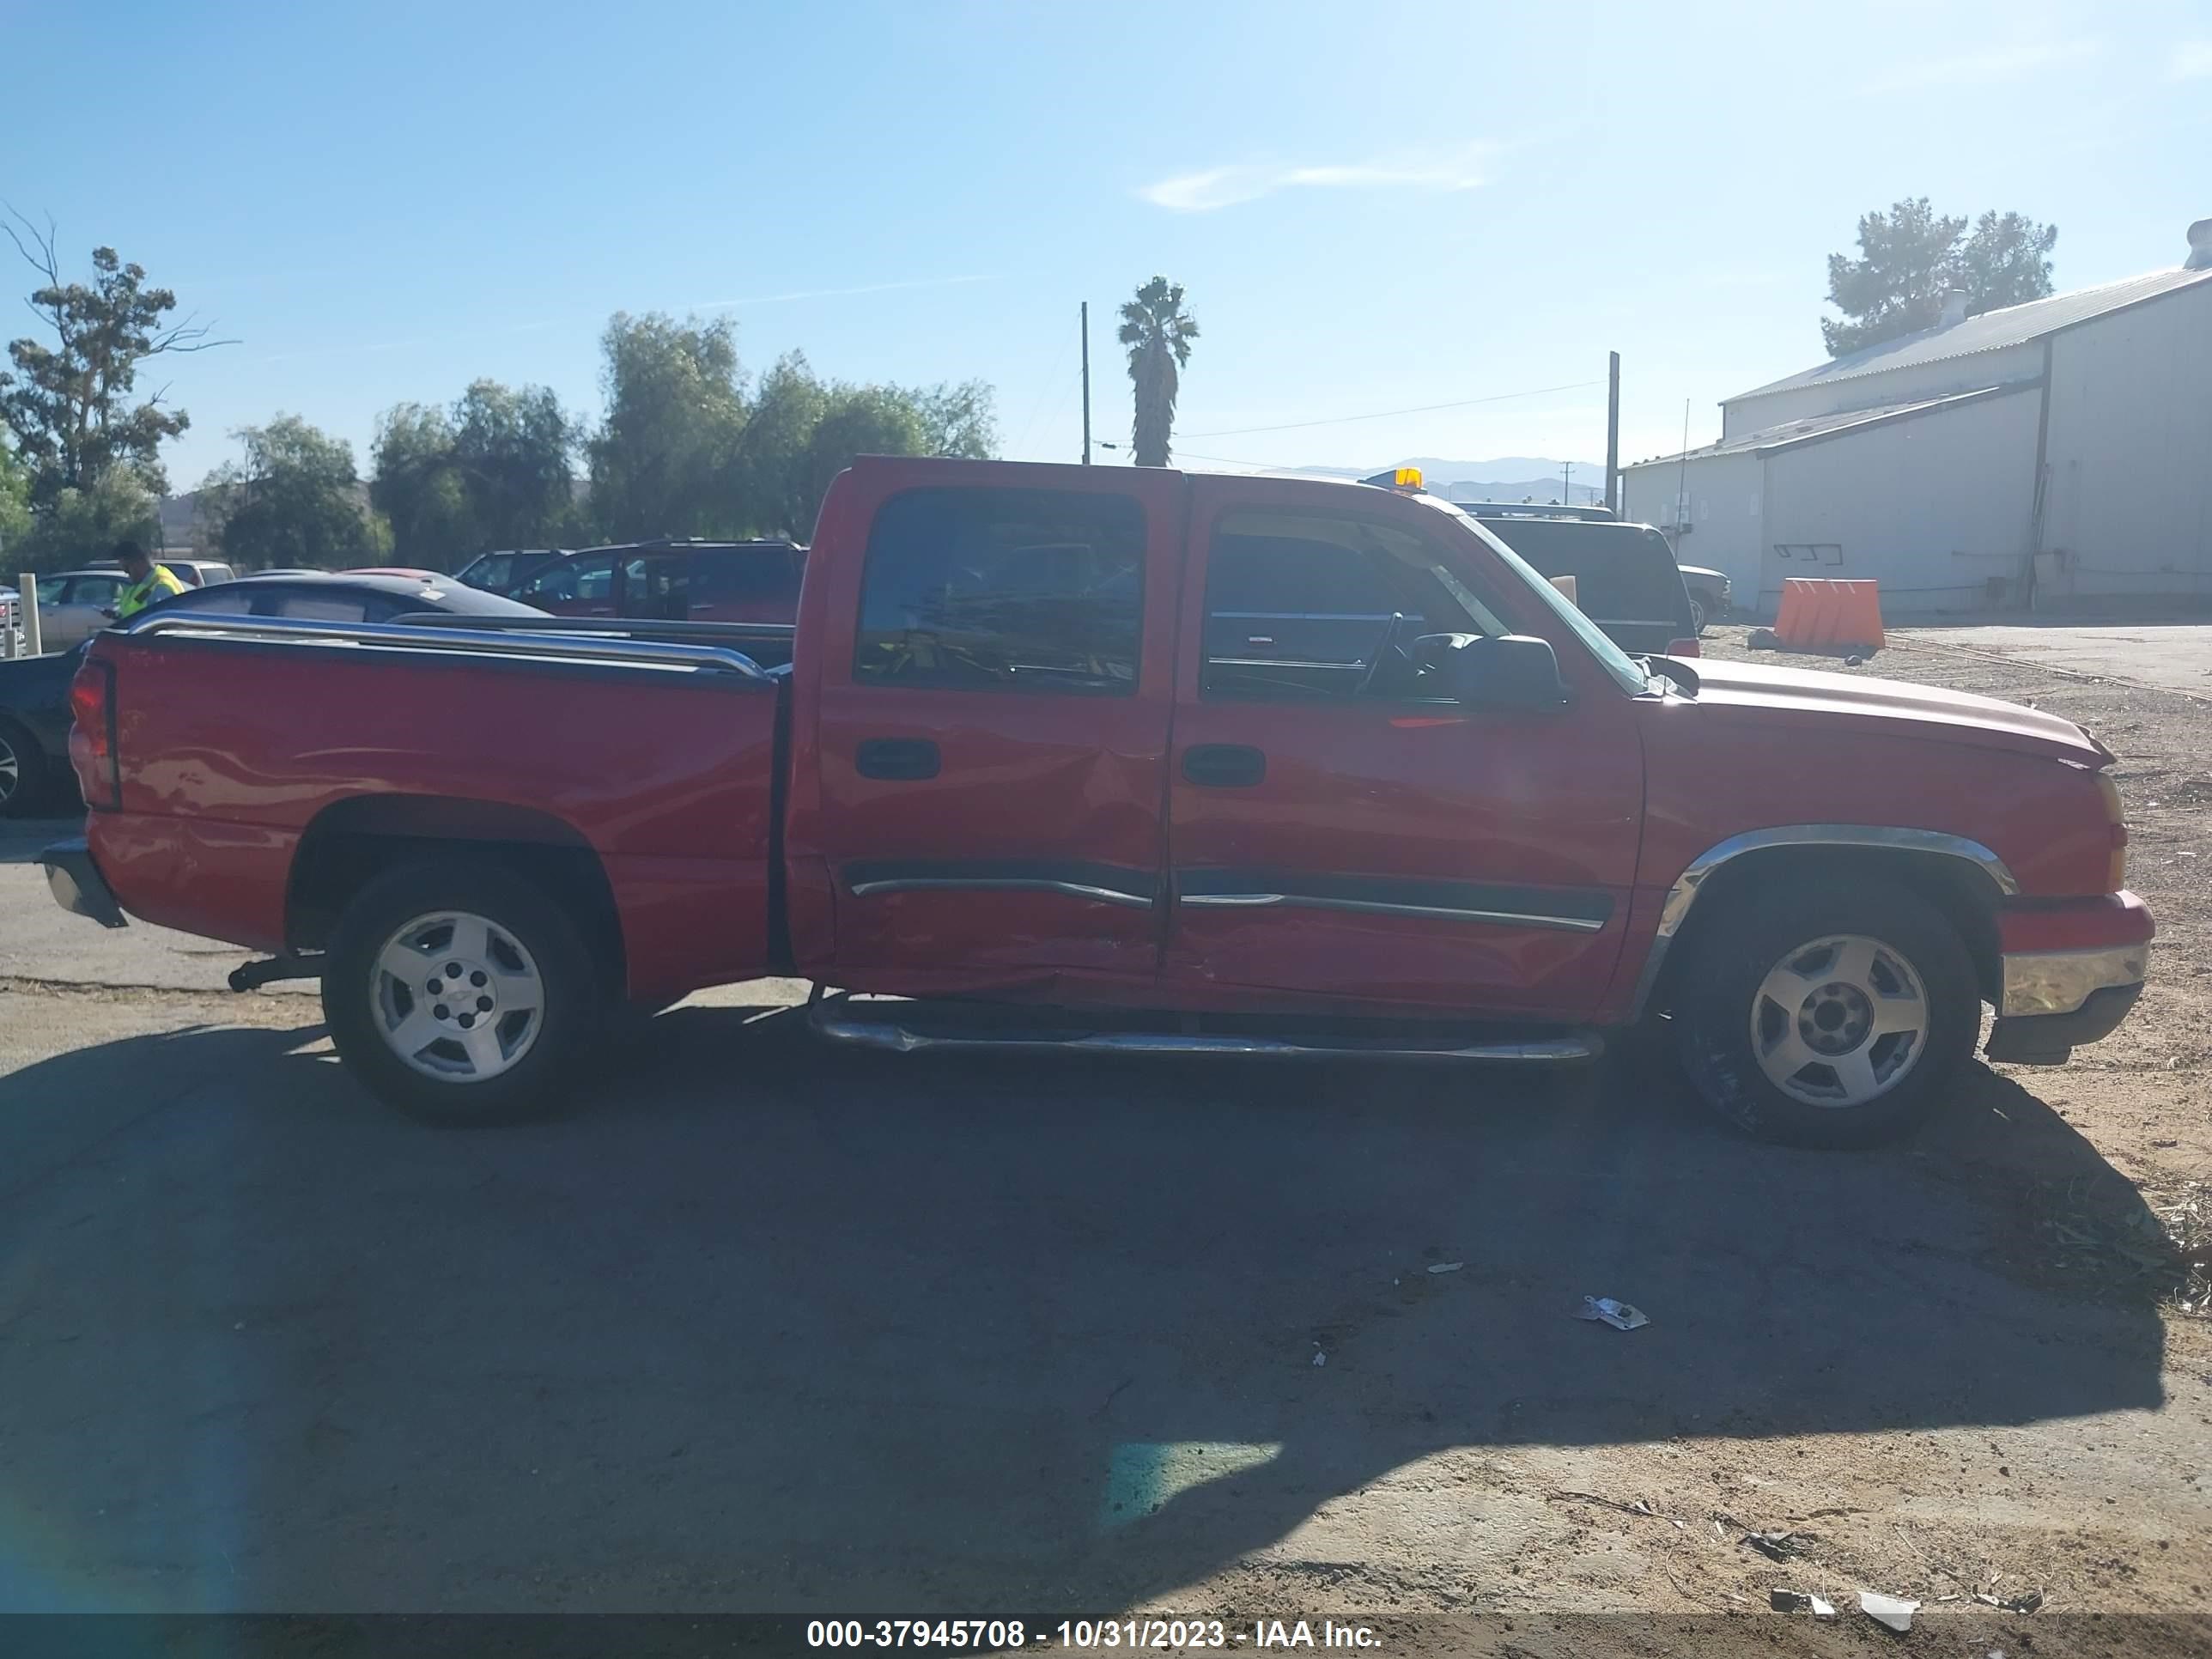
[1182,744,1266,787]
[856,738,942,781]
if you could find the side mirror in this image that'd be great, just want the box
[1433,634,1569,710]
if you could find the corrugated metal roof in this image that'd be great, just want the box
[1622,384,2033,470]
[1729,265,2212,403]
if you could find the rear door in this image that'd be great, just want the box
[41,576,123,649]
[690,546,804,623]
[1163,478,1645,1020]
[789,464,1185,992]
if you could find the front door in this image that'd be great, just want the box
[792,465,1187,994]
[1163,478,1646,1021]
[514,550,617,617]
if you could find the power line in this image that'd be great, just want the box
[1182,379,1606,440]
[1011,325,1075,456]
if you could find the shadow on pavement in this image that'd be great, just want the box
[0,1005,2167,1612]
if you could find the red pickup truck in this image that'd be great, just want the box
[42,458,2150,1146]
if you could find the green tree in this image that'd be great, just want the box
[370,403,475,569]
[9,470,159,574]
[1823,198,2057,356]
[200,415,384,569]
[370,380,577,568]
[0,441,30,558]
[1117,276,1199,468]
[0,208,229,506]
[450,380,575,550]
[588,312,748,540]
[914,380,999,459]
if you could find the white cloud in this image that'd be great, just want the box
[2171,40,2212,80]
[1137,143,1497,212]
[1861,37,2100,94]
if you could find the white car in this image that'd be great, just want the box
[29,569,133,652]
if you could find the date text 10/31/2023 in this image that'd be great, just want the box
[805,1620,1382,1650]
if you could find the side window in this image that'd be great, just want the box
[76,576,123,606]
[519,554,613,604]
[693,550,802,608]
[623,553,690,617]
[1200,510,1496,701]
[264,590,374,623]
[854,488,1144,695]
[469,554,513,592]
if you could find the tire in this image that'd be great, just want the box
[1688,597,1708,637]
[1673,878,1978,1148]
[321,858,604,1126]
[0,718,46,818]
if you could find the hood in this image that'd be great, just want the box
[1676,564,1729,582]
[1686,657,2111,765]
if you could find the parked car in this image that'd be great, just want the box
[0,641,83,815]
[41,458,2149,1148]
[1460,504,1701,656]
[1675,564,1731,634]
[453,549,571,598]
[25,570,133,653]
[512,538,805,625]
[136,571,548,627]
[83,557,238,587]
[0,574,541,817]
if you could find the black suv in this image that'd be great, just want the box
[1462,504,1701,657]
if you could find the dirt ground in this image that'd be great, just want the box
[2,625,2209,1655]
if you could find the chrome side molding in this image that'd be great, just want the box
[120,611,774,681]
[811,1004,1596,1064]
[847,876,1154,910]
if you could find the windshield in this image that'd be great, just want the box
[1413,495,1652,695]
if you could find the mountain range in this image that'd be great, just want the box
[1289,457,1609,506]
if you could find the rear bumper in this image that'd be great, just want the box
[1987,891,2151,1063]
[39,836,128,929]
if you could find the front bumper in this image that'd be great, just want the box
[1986,892,2151,1065]
[39,837,128,929]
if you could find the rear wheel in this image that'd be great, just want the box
[322,860,603,1125]
[0,719,46,818]
[1673,879,1979,1147]
[1688,596,1708,636]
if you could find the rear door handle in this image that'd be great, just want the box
[856,738,942,781]
[1182,744,1266,787]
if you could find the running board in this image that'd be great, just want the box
[809,1000,1598,1064]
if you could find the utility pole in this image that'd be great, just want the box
[1605,349,1620,514]
[1562,461,1572,504]
[1080,302,1092,465]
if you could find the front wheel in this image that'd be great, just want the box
[322,860,603,1125]
[1688,597,1708,636]
[1673,879,1979,1147]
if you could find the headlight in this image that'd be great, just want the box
[2095,772,2128,890]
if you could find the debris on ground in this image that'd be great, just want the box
[1858,1590,1919,1632]
[1426,1261,1464,1274]
[1809,1595,1835,1620]
[1550,1491,1686,1529]
[1310,1347,1326,1367]
[1770,1589,1811,1613]
[1741,1528,1817,1562]
[1575,1294,1649,1330]
[1974,1589,2045,1613]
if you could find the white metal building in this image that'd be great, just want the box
[1623,218,2212,618]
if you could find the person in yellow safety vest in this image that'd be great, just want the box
[108,540,186,621]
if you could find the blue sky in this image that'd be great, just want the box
[7,0,2209,490]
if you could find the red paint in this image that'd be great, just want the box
[75,456,2152,1039]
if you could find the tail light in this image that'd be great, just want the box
[1665,638,1701,658]
[2096,771,2128,890]
[70,654,121,811]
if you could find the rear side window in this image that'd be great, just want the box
[854,488,1145,695]
[1480,520,1692,627]
[694,548,803,605]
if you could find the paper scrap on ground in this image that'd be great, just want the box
[1576,1295,1649,1330]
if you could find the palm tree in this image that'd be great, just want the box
[1116,276,1199,467]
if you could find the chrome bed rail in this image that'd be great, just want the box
[118,611,773,680]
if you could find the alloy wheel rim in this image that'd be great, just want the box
[1750,933,1929,1109]
[371,910,544,1082]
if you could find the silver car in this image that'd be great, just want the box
[29,570,133,652]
